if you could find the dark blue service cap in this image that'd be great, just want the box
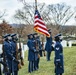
[54,33,62,38]
[48,29,51,31]
[48,29,51,33]
[11,34,16,37]
[27,34,33,37]
[3,34,10,38]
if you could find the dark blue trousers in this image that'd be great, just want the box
[28,61,34,73]
[6,71,18,75]
[46,51,51,61]
[34,58,40,70]
[34,60,37,71]
[36,58,40,69]
[14,71,18,75]
[39,50,42,57]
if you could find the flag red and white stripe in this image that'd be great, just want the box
[34,10,50,37]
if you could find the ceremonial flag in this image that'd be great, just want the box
[34,9,50,37]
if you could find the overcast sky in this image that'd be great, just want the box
[0,0,76,25]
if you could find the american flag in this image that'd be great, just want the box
[34,9,50,37]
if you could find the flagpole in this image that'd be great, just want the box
[34,0,37,33]
[35,0,37,10]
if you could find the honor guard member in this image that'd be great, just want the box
[45,29,53,61]
[3,34,12,75]
[11,34,20,75]
[3,34,19,75]
[54,34,64,75]
[36,35,42,69]
[0,53,5,75]
[33,33,40,70]
[27,34,36,73]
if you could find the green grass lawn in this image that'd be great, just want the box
[18,47,76,75]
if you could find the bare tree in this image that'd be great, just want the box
[48,3,75,25]
[0,10,6,21]
[14,23,25,37]
[47,3,75,31]
[0,11,5,18]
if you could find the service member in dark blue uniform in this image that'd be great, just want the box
[3,34,12,75]
[33,33,40,70]
[45,29,52,61]
[54,34,64,75]
[36,35,41,69]
[27,34,36,73]
[11,34,20,75]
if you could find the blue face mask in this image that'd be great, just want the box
[59,36,63,42]
[12,37,18,42]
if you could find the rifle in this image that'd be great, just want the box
[16,42,21,69]
[18,35,24,66]
[35,37,40,58]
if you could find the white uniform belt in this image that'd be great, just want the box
[56,59,60,61]
[60,53,63,55]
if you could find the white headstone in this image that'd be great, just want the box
[0,44,2,54]
[24,45,29,51]
[17,43,25,59]
[61,40,67,47]
[68,41,72,47]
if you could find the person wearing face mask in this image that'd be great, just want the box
[3,34,13,75]
[54,34,64,75]
[11,34,18,42]
[11,34,20,75]
[27,34,37,73]
[33,33,41,71]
